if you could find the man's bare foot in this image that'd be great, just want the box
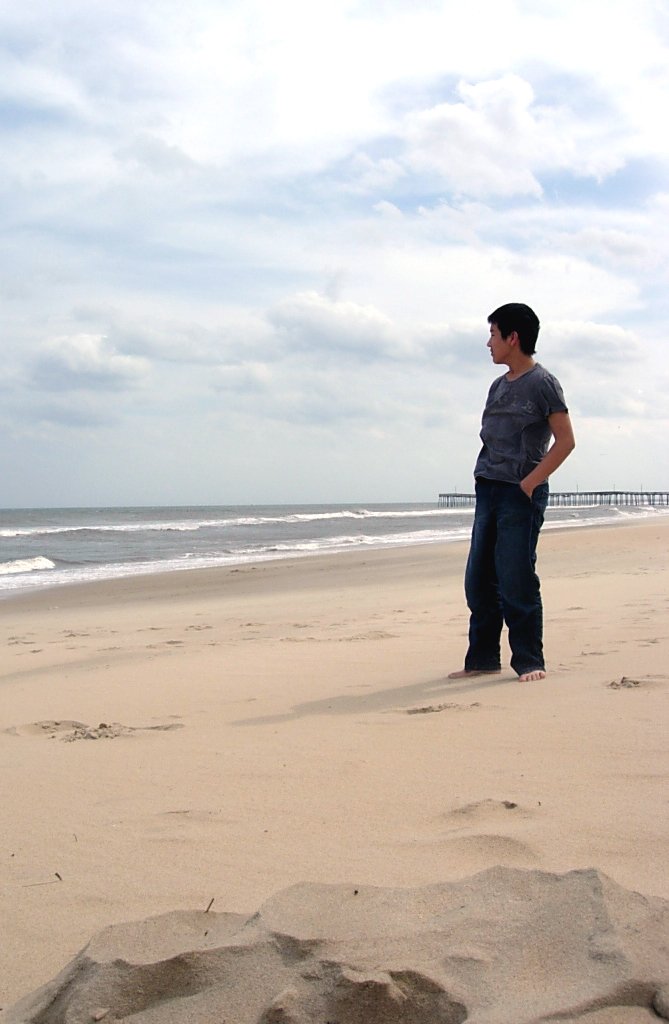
[447,668,501,679]
[518,669,547,681]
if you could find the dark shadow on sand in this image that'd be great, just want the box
[232,673,512,726]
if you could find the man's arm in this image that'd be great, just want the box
[520,411,576,497]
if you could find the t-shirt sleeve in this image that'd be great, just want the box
[539,374,568,416]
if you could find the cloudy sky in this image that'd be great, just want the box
[2,0,667,507]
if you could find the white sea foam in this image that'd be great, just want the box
[0,522,204,538]
[0,556,56,576]
[543,504,669,531]
[276,508,466,522]
[202,508,470,528]
[258,527,472,552]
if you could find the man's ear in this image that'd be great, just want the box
[508,330,519,347]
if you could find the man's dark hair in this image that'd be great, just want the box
[488,302,540,355]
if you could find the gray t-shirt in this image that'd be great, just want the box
[473,363,568,484]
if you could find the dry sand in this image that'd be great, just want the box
[1,519,668,1014]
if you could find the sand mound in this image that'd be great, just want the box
[3,720,184,741]
[6,867,669,1024]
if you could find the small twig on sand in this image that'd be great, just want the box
[205,897,215,913]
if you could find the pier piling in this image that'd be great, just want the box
[438,491,669,508]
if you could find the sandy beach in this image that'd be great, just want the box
[2,518,669,1012]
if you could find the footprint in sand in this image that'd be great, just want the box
[156,808,232,825]
[340,630,398,642]
[605,675,667,689]
[443,797,534,826]
[435,799,539,867]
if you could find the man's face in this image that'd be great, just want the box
[487,322,513,364]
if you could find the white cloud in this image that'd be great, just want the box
[403,76,546,198]
[547,321,641,366]
[213,362,272,394]
[31,335,149,391]
[351,71,650,201]
[268,291,409,361]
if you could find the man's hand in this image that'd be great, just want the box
[520,412,576,499]
[519,478,535,499]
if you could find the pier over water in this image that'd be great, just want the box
[438,491,669,508]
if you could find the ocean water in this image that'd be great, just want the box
[0,501,667,598]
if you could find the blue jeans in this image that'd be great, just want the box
[463,477,549,676]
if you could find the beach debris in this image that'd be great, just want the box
[21,876,62,888]
[655,988,669,1018]
[406,702,480,714]
[91,1008,110,1020]
[62,723,131,741]
[608,676,642,689]
[205,898,215,913]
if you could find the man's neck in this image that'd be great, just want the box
[505,353,536,381]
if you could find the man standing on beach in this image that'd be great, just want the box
[449,303,575,683]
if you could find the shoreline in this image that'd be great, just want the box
[1,510,664,612]
[2,518,668,1006]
